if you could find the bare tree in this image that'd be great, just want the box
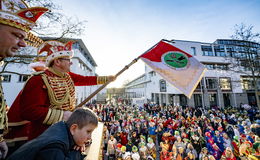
[231,23,260,42]
[228,23,260,110]
[25,0,87,38]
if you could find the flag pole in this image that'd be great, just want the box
[76,40,162,108]
[76,57,140,108]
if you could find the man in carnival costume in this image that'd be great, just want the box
[5,40,115,154]
[0,0,47,158]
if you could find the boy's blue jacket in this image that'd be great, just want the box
[7,121,85,160]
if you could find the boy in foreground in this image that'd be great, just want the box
[7,108,98,160]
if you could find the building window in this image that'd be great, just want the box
[18,75,30,82]
[206,78,217,89]
[226,46,235,57]
[149,71,156,78]
[215,64,229,70]
[214,45,226,57]
[241,78,251,90]
[191,47,196,55]
[241,77,259,90]
[205,64,215,70]
[204,63,229,70]
[194,94,202,107]
[160,79,167,92]
[1,75,11,82]
[219,77,231,90]
[196,79,204,90]
[201,45,214,56]
[209,93,218,107]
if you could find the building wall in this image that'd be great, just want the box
[1,63,31,106]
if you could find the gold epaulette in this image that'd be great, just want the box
[25,32,44,48]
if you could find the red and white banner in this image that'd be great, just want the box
[140,40,206,98]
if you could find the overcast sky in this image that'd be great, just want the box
[52,0,260,87]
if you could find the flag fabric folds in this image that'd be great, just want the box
[140,40,206,98]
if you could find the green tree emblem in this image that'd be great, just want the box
[163,51,188,69]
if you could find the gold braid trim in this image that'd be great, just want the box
[42,109,52,124]
[8,120,30,127]
[0,82,8,139]
[97,76,108,85]
[41,74,71,107]
[43,109,63,125]
[46,109,56,125]
[59,110,64,122]
[26,32,44,48]
[0,18,30,32]
[41,70,75,112]
[48,68,65,77]
[52,109,62,124]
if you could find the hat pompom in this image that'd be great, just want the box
[29,61,46,72]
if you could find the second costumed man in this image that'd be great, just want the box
[5,40,115,154]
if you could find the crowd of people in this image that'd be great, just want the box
[88,103,259,160]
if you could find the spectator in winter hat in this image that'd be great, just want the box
[220,147,236,160]
[199,147,209,160]
[131,145,140,160]
[223,133,233,150]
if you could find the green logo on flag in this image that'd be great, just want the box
[162,51,189,69]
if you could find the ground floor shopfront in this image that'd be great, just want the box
[150,91,258,108]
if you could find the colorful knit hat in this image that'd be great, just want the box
[117,143,122,149]
[121,146,126,152]
[132,145,138,152]
[148,137,153,143]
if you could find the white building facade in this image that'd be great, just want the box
[125,39,260,108]
[1,38,101,106]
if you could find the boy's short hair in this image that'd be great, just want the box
[67,108,98,129]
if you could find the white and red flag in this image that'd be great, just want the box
[140,40,206,98]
